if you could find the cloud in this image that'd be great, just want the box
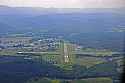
[0,0,125,8]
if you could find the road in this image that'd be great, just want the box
[64,43,69,63]
[17,52,59,55]
[74,52,124,55]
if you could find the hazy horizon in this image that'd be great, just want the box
[0,0,125,8]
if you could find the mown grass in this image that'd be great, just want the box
[27,77,112,83]
[75,56,106,68]
[0,50,17,55]
[72,77,113,83]
[81,48,113,56]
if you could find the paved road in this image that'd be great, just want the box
[74,51,124,55]
[17,52,59,55]
[64,43,69,63]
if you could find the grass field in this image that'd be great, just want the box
[27,77,113,83]
[81,48,113,56]
[0,50,17,55]
[75,56,106,68]
[71,77,113,83]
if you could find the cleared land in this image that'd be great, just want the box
[75,56,106,68]
[63,43,69,63]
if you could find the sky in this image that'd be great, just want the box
[0,0,125,8]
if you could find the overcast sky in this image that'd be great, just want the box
[0,0,125,8]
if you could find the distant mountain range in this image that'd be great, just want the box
[0,6,124,51]
[0,5,125,34]
[0,22,13,33]
[0,5,125,15]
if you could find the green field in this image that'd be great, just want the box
[0,50,17,55]
[27,77,113,83]
[75,56,106,68]
[72,77,113,83]
[80,48,113,56]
